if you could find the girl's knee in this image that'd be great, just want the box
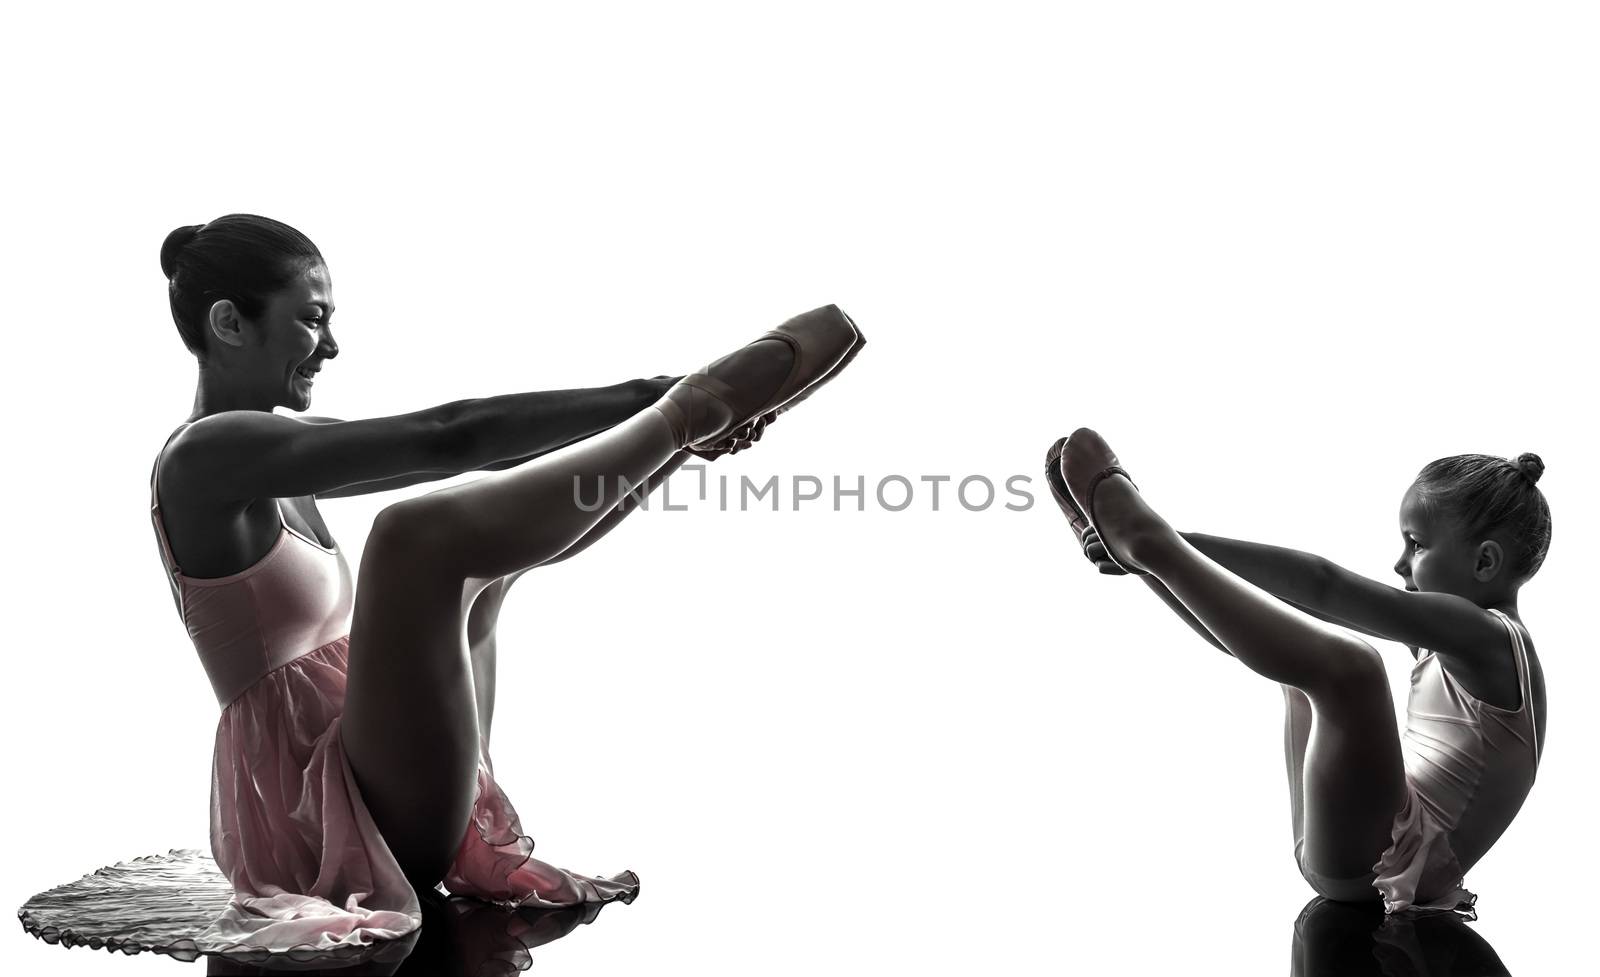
[1312,636,1389,703]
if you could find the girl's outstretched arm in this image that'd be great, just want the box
[1181,532,1508,668]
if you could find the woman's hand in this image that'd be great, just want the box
[685,410,778,461]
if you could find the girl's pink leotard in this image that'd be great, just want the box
[1373,607,1540,913]
[149,428,637,954]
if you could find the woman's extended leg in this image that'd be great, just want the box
[1061,430,1405,883]
[341,405,686,887]
[464,450,694,746]
[341,337,798,887]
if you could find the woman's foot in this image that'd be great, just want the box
[1059,428,1173,575]
[653,339,794,447]
[651,306,862,449]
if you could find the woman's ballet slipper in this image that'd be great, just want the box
[770,306,866,417]
[1058,427,1150,576]
[666,304,863,448]
[1044,437,1127,576]
[689,307,864,455]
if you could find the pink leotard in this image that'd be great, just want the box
[1373,608,1540,913]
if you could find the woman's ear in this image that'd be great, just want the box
[1474,540,1505,582]
[207,299,246,350]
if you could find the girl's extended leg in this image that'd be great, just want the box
[1063,432,1405,883]
[1090,534,1320,865]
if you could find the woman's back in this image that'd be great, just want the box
[151,426,353,707]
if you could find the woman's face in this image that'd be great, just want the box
[242,261,339,411]
[1394,483,1479,596]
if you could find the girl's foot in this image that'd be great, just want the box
[1059,428,1173,575]
[1045,436,1127,575]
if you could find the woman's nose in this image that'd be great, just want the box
[319,328,339,359]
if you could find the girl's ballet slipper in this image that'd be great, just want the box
[1059,428,1150,576]
[1044,437,1128,575]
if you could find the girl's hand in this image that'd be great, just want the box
[1081,527,1130,576]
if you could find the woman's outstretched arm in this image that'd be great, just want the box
[314,378,687,499]
[170,377,676,504]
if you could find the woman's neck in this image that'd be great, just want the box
[189,362,275,420]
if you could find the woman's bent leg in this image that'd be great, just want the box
[464,449,693,745]
[341,407,682,887]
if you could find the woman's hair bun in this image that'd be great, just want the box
[1513,452,1545,485]
[160,224,205,279]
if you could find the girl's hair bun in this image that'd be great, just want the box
[1513,452,1545,485]
[160,224,205,279]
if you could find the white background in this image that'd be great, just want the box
[3,2,1595,973]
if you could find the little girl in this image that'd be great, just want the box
[1046,429,1550,914]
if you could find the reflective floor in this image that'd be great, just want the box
[1291,898,1509,977]
[11,885,1553,975]
[202,891,594,976]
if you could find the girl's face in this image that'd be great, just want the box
[242,261,339,411]
[1394,484,1479,596]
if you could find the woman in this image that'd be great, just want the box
[150,214,864,953]
[1045,428,1548,915]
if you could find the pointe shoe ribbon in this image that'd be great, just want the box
[1058,428,1149,576]
[1045,437,1127,576]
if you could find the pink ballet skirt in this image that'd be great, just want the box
[128,443,638,960]
[202,636,638,955]
[1370,787,1476,917]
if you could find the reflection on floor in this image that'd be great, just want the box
[1292,897,1509,977]
[205,890,596,976]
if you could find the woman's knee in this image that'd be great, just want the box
[369,496,466,572]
